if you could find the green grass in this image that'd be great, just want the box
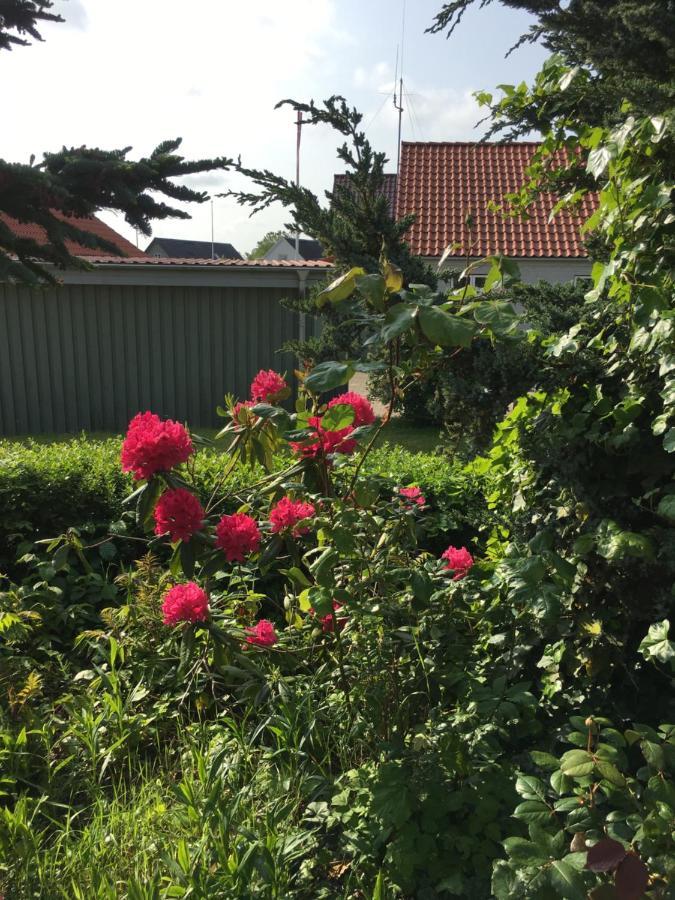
[1,419,443,454]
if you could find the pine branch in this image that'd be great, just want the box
[0,0,63,51]
[0,140,233,282]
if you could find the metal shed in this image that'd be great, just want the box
[0,257,331,436]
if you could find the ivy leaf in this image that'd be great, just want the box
[586,838,626,873]
[595,520,654,561]
[418,306,476,348]
[614,853,649,900]
[638,619,675,665]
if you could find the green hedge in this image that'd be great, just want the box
[0,436,487,565]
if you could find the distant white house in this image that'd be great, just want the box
[263,235,324,262]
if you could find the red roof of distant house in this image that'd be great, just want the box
[394,142,596,259]
[0,212,146,258]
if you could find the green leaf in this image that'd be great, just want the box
[304,361,355,393]
[513,800,553,824]
[355,273,386,310]
[316,267,365,307]
[560,749,595,777]
[595,760,626,787]
[657,495,675,521]
[179,540,196,578]
[531,751,560,771]
[411,570,433,603]
[471,300,520,334]
[321,403,355,432]
[639,619,675,666]
[595,520,654,561]
[503,837,547,866]
[549,859,587,899]
[418,306,477,348]
[381,303,416,342]
[664,428,675,453]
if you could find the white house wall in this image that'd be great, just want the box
[431,257,592,286]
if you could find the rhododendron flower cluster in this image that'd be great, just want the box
[250,369,289,403]
[231,400,256,424]
[269,496,316,536]
[313,601,347,634]
[162,582,209,625]
[290,416,357,459]
[441,545,474,580]
[398,486,426,508]
[153,488,204,543]
[245,619,278,647]
[327,391,376,428]
[215,513,261,562]
[121,411,193,481]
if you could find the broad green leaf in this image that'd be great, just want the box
[316,267,365,307]
[381,303,416,342]
[304,361,355,394]
[472,300,520,334]
[418,306,476,348]
[355,273,386,310]
[664,428,675,453]
[321,403,355,432]
[382,259,404,293]
[639,619,675,666]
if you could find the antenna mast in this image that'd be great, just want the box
[210,199,215,259]
[394,0,406,184]
[295,108,303,257]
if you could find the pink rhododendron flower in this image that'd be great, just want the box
[153,488,204,543]
[327,391,376,427]
[312,601,347,634]
[245,619,278,647]
[121,411,193,481]
[231,400,256,424]
[215,512,261,562]
[250,369,289,403]
[441,545,474,580]
[398,486,426,508]
[162,582,209,626]
[289,416,357,459]
[269,496,316,536]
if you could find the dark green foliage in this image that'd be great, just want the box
[0,0,62,51]
[388,281,588,450]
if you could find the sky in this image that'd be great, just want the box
[2,0,548,256]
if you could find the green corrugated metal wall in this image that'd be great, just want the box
[0,281,309,435]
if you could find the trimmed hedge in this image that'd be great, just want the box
[0,436,487,564]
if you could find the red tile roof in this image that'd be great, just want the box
[395,142,596,259]
[83,256,333,268]
[333,173,398,215]
[0,212,147,257]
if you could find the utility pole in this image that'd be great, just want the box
[295,108,303,258]
[210,199,215,260]
[394,0,406,206]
